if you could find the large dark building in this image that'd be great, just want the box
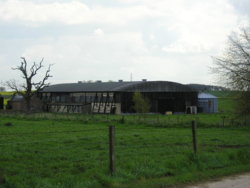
[40,80,198,114]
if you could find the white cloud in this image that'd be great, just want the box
[0,0,90,25]
[18,30,215,84]
[20,31,148,83]
[159,0,242,53]
[119,0,246,53]
[94,28,104,36]
[0,0,156,26]
[0,0,244,53]
[0,0,248,85]
[119,54,214,84]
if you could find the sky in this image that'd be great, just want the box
[0,0,249,87]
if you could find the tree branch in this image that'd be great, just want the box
[6,57,53,111]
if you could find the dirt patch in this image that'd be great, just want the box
[187,173,250,188]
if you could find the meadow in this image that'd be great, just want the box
[0,113,250,188]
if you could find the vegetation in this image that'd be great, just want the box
[212,25,250,114]
[208,91,238,113]
[0,92,14,106]
[0,91,249,187]
[0,113,250,187]
[132,92,151,113]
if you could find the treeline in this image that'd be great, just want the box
[187,84,228,92]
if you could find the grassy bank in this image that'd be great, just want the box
[0,115,250,187]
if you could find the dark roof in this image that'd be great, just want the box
[11,95,24,102]
[41,81,196,93]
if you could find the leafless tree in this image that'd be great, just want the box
[6,57,52,112]
[212,26,250,114]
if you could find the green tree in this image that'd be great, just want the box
[132,92,150,113]
[212,26,250,114]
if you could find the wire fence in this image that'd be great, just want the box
[0,121,250,176]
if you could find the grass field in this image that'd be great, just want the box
[207,90,240,114]
[0,91,249,187]
[0,114,250,188]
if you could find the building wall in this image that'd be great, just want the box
[48,104,91,113]
[119,92,197,114]
[8,96,44,112]
[7,100,25,111]
[41,91,197,114]
[198,98,218,113]
[42,92,116,114]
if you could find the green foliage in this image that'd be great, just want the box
[0,92,14,106]
[0,114,250,187]
[0,92,14,96]
[208,91,239,98]
[0,111,249,128]
[118,116,125,124]
[132,92,150,113]
[209,91,237,114]
[236,91,250,114]
[212,26,250,115]
[208,90,249,115]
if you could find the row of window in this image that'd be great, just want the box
[42,92,114,103]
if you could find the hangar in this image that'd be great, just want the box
[40,80,198,114]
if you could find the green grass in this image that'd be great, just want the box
[0,92,14,96]
[208,91,239,113]
[0,114,250,187]
[208,91,239,98]
[0,90,248,187]
[1,112,248,128]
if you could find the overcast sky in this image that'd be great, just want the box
[0,0,249,86]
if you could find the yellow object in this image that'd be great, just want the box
[166,111,172,115]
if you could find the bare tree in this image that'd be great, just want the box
[212,26,250,114]
[6,57,52,112]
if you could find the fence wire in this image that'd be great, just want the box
[1,124,250,176]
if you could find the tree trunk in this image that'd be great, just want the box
[25,97,31,112]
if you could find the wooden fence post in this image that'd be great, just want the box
[109,125,116,175]
[192,120,198,154]
[222,116,226,127]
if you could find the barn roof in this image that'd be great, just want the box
[198,93,218,99]
[10,95,24,102]
[41,81,196,93]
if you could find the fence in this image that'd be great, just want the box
[1,120,250,180]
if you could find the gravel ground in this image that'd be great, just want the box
[187,173,250,188]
